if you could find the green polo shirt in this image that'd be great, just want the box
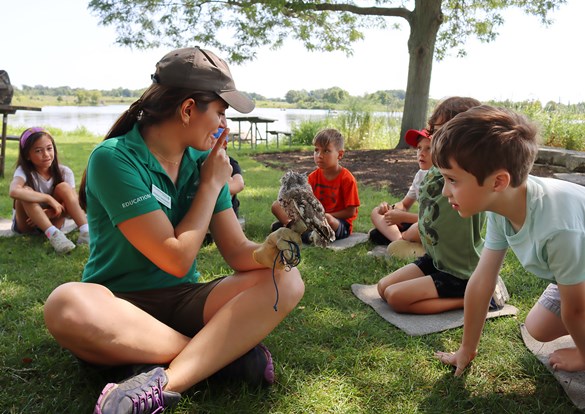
[82,124,232,292]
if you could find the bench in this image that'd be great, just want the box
[0,105,42,177]
[267,130,292,148]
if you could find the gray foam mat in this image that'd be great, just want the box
[326,232,368,251]
[520,323,585,410]
[351,283,518,336]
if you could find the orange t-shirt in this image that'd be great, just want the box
[308,167,360,232]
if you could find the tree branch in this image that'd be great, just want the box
[292,2,411,20]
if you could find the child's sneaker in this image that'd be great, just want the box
[77,231,90,245]
[209,343,275,387]
[48,229,76,254]
[368,228,391,245]
[94,366,181,414]
[489,276,510,310]
[386,239,425,259]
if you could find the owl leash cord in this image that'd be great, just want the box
[271,239,302,311]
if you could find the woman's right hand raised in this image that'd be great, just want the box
[200,129,233,189]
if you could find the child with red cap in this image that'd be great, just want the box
[368,128,432,246]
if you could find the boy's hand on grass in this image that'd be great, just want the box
[434,348,477,377]
[253,228,302,269]
[549,347,585,372]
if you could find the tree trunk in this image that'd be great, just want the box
[396,0,443,148]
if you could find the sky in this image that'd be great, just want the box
[3,0,585,104]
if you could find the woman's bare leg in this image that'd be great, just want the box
[166,267,303,392]
[44,282,189,365]
[44,267,304,393]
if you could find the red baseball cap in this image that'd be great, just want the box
[405,129,430,147]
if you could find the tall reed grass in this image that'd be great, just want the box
[290,100,585,151]
[290,100,400,149]
[491,100,585,150]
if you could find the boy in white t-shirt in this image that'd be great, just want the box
[369,128,431,245]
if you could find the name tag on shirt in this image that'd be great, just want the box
[152,184,171,209]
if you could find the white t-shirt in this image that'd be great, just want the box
[405,169,429,200]
[13,165,75,194]
[485,175,585,285]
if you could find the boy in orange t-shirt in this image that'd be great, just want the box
[272,128,360,241]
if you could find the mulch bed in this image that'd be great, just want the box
[253,149,558,196]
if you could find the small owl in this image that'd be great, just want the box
[278,171,336,247]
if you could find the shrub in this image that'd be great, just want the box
[290,119,331,146]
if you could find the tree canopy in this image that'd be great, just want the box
[89,0,566,147]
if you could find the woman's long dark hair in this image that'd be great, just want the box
[78,84,220,210]
[17,129,64,192]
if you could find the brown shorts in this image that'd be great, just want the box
[114,278,225,337]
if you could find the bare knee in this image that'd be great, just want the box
[377,273,398,299]
[370,207,379,221]
[524,315,550,342]
[44,282,99,338]
[525,304,565,342]
[383,286,409,313]
[377,277,389,298]
[53,182,76,200]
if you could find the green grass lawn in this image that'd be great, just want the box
[0,133,578,413]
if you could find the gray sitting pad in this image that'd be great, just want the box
[351,283,518,336]
[367,245,388,257]
[327,232,368,251]
[520,324,585,410]
[0,217,76,238]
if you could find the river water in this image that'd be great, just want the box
[9,105,335,136]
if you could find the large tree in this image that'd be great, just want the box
[89,0,565,148]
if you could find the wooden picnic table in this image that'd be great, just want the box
[227,116,276,149]
[0,105,42,178]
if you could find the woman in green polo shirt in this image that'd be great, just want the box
[43,47,304,414]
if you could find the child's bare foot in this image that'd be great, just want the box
[549,347,585,372]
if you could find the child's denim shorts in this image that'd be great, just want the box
[537,283,561,317]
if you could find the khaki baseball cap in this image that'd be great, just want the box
[152,47,255,113]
